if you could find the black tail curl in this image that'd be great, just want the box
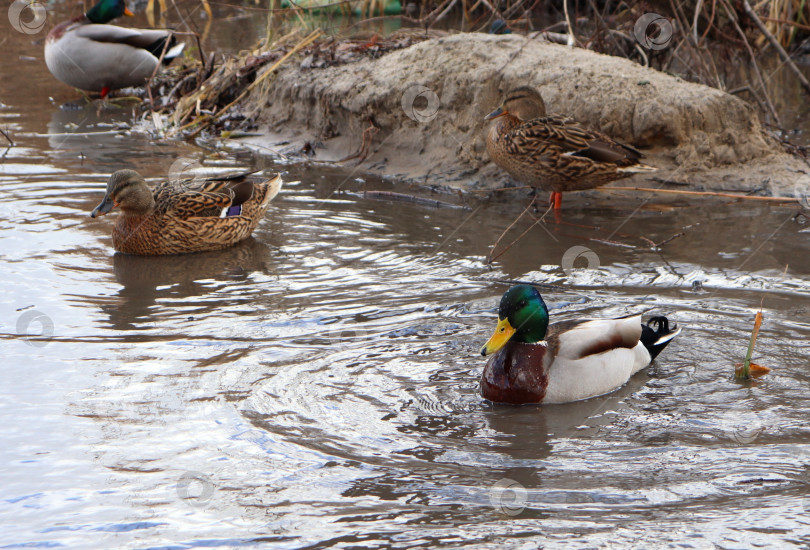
[146,35,183,65]
[640,316,680,361]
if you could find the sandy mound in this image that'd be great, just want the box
[240,33,808,196]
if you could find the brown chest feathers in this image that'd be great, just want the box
[480,340,551,404]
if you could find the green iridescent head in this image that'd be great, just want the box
[481,285,549,356]
[86,0,133,24]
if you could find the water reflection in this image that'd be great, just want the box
[106,238,276,330]
[3,7,810,548]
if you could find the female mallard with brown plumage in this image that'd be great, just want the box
[485,87,655,210]
[90,169,282,255]
[480,285,680,404]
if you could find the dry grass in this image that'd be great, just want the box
[140,0,810,139]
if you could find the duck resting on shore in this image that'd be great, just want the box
[45,0,185,98]
[485,87,656,210]
[479,285,681,404]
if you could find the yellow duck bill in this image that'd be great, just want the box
[481,317,516,356]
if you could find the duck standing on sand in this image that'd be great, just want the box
[90,169,282,255]
[45,0,185,98]
[480,285,681,404]
[485,87,655,210]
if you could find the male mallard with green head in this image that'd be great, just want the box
[90,169,282,255]
[480,285,680,404]
[45,0,184,98]
[485,87,655,210]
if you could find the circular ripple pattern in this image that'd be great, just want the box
[3,23,810,548]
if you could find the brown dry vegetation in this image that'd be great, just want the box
[137,0,810,195]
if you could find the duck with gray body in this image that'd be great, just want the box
[45,0,185,95]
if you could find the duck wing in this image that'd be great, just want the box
[549,316,642,360]
[74,25,183,60]
[156,173,257,219]
[513,115,643,167]
[542,315,647,404]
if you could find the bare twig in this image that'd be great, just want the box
[587,0,624,54]
[0,127,13,146]
[644,224,695,249]
[562,0,576,47]
[760,15,810,32]
[742,0,810,95]
[212,29,323,125]
[727,85,770,113]
[486,199,535,263]
[469,185,534,193]
[597,186,800,202]
[363,190,469,209]
[635,43,649,67]
[488,216,543,264]
[402,0,456,25]
[542,31,575,45]
[693,0,704,44]
[722,0,782,127]
[428,0,459,28]
[701,0,717,42]
[145,30,174,110]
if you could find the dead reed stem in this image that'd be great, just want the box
[486,199,541,263]
[597,186,800,202]
[215,28,324,122]
[742,0,810,95]
[723,0,782,127]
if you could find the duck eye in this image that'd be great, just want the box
[500,326,505,332]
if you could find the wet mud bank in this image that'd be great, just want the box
[165,33,810,196]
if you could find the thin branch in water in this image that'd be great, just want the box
[597,186,800,202]
[469,185,534,194]
[488,215,544,264]
[486,198,536,264]
[0,127,13,147]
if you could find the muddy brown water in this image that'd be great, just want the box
[3,4,810,548]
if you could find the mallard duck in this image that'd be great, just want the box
[480,285,680,404]
[45,0,185,98]
[489,19,512,34]
[90,169,282,255]
[485,87,656,210]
